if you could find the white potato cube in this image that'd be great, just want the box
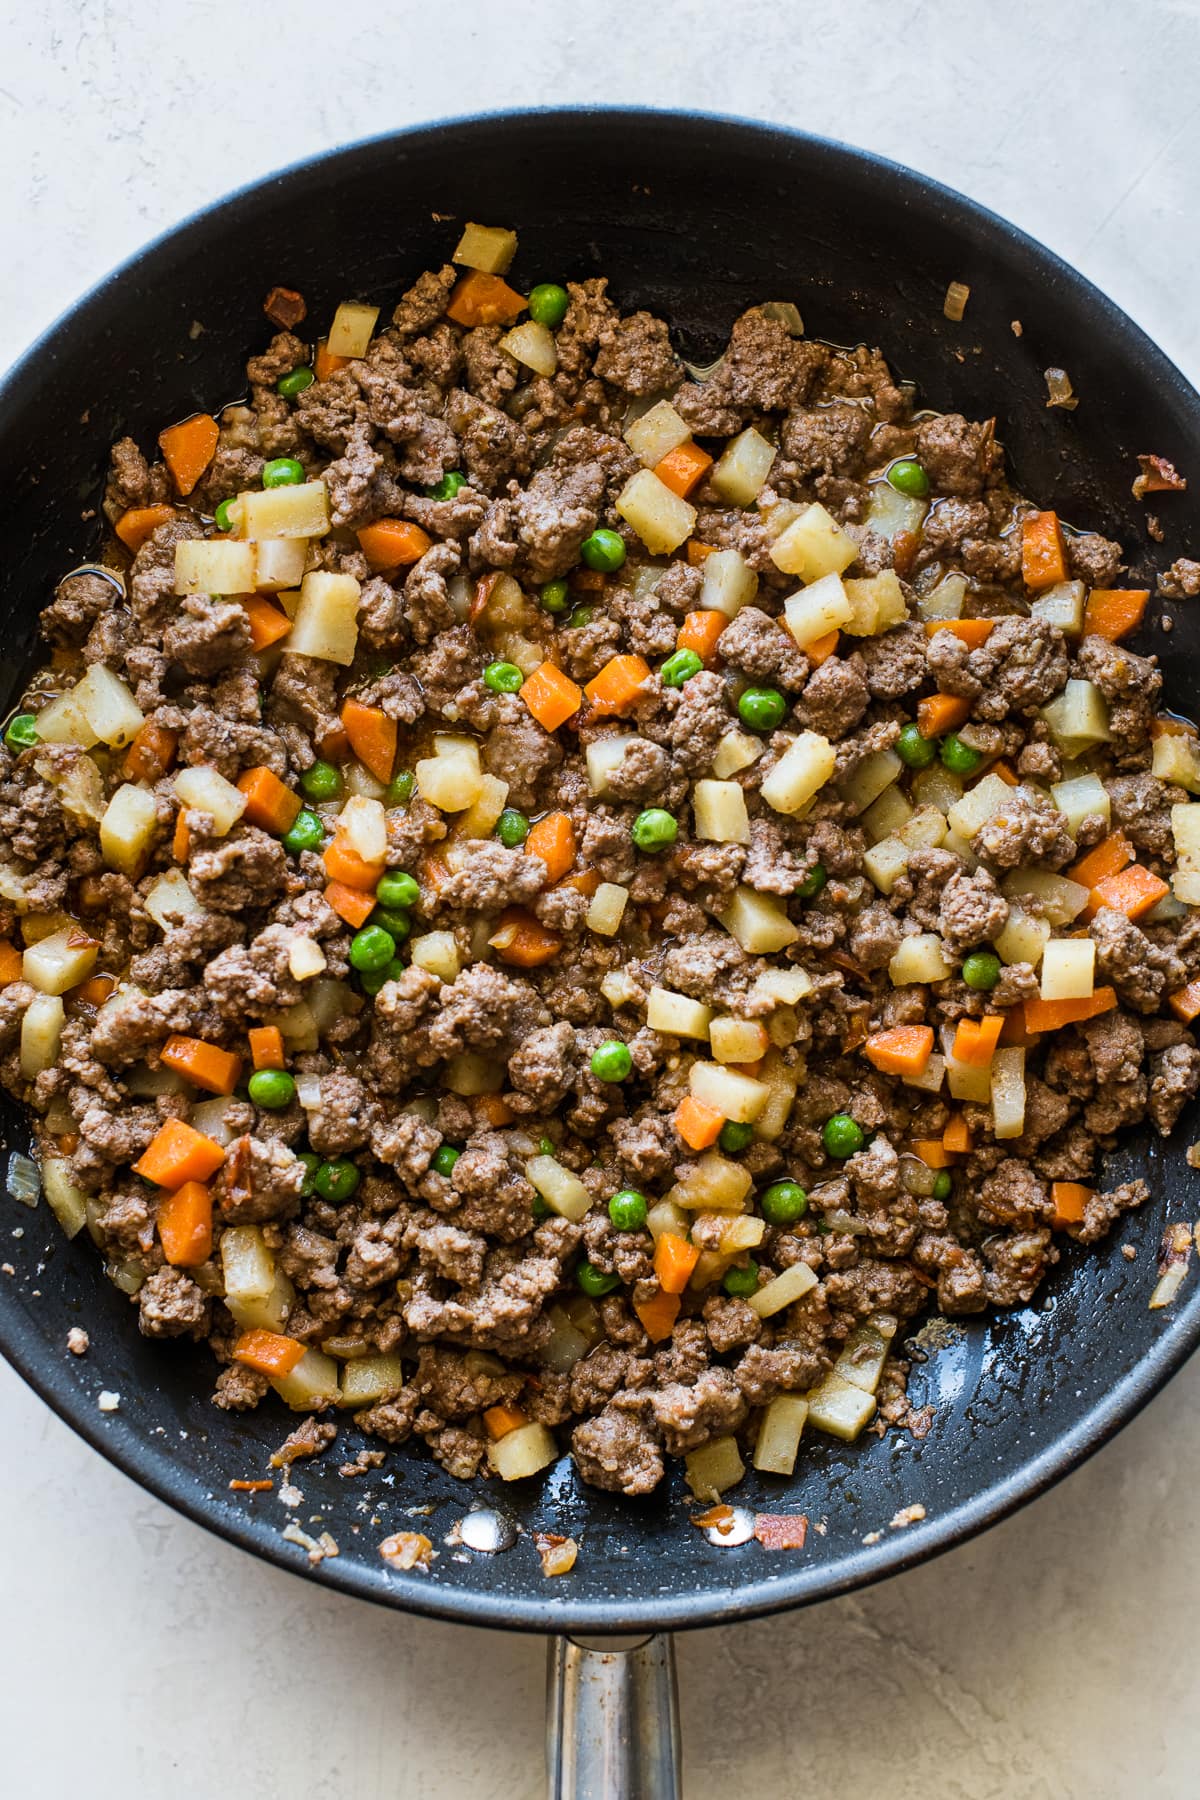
[842,570,907,637]
[916,572,967,621]
[174,765,247,836]
[1172,803,1200,870]
[710,426,776,507]
[20,992,64,1077]
[23,927,99,996]
[709,1017,769,1065]
[444,1052,504,1096]
[770,503,858,581]
[904,1051,946,1094]
[684,1436,745,1501]
[689,1061,770,1123]
[221,1224,276,1306]
[862,783,913,845]
[327,300,379,358]
[711,728,763,778]
[455,774,509,840]
[585,882,629,937]
[174,538,256,596]
[1031,580,1086,637]
[991,1046,1026,1140]
[806,1373,877,1441]
[585,733,643,799]
[646,987,712,1040]
[271,1348,340,1411]
[646,1198,690,1243]
[939,1024,993,1103]
[1003,868,1089,925]
[1039,937,1095,1000]
[488,1420,559,1482]
[750,1051,799,1141]
[1174,872,1200,905]
[864,480,927,541]
[416,738,483,812]
[338,1352,405,1408]
[526,1154,591,1223]
[1153,732,1200,794]
[693,779,750,844]
[286,570,361,666]
[753,1394,809,1475]
[41,1157,88,1240]
[236,482,329,540]
[144,869,203,929]
[749,967,813,1007]
[834,1315,897,1394]
[452,222,518,274]
[409,931,461,982]
[888,932,952,985]
[338,794,387,864]
[253,537,308,592]
[1051,771,1110,835]
[99,783,159,876]
[839,747,902,814]
[616,469,696,554]
[287,936,326,981]
[499,320,556,376]
[898,805,949,851]
[912,763,964,815]
[720,886,800,954]
[29,688,98,748]
[624,400,692,467]
[699,548,758,619]
[863,835,912,896]
[747,1259,818,1319]
[70,665,144,748]
[1041,679,1111,752]
[783,572,851,648]
[669,1153,753,1213]
[760,731,836,816]
[995,904,1050,968]
[947,772,1016,840]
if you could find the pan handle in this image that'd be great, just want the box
[546,1632,680,1800]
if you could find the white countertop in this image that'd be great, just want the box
[2,3,1199,1792]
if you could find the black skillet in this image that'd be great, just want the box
[2,110,1199,1795]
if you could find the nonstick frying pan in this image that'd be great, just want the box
[2,108,1199,1797]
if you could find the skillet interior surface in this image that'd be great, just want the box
[1,108,1199,1635]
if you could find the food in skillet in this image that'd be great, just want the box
[4,220,1200,1501]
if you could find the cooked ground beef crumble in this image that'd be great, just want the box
[4,227,1199,1498]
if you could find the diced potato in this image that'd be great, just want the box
[770,503,858,582]
[455,774,509,840]
[939,1024,993,1103]
[227,1265,294,1334]
[947,772,1016,840]
[23,927,99,996]
[710,426,776,507]
[693,778,750,844]
[541,1306,591,1374]
[646,1198,690,1242]
[783,572,852,648]
[174,764,247,836]
[720,885,801,953]
[445,1052,504,1095]
[99,783,159,876]
[862,783,913,844]
[416,737,483,812]
[839,747,902,815]
[174,538,256,597]
[452,221,518,274]
[144,869,203,929]
[689,1061,770,1123]
[942,828,979,870]
[841,570,907,637]
[20,992,65,1078]
[751,1050,799,1141]
[753,1394,809,1476]
[684,1435,745,1501]
[669,1153,753,1213]
[41,1156,87,1239]
[1041,679,1111,752]
[888,932,952,985]
[699,548,758,619]
[717,1215,766,1254]
[646,987,712,1040]
[586,733,643,798]
[499,320,556,377]
[709,1016,769,1065]
[806,1372,877,1441]
[1039,937,1095,999]
[912,763,964,815]
[904,1051,946,1094]
[1174,872,1200,905]
[864,835,912,896]
[864,480,927,541]
[271,1347,340,1410]
[1003,868,1089,925]
[760,731,836,817]
[600,968,643,1010]
[488,1420,559,1481]
[1172,803,1200,870]
[526,1154,591,1223]
[338,794,387,864]
[624,399,692,467]
[287,570,361,666]
[287,936,326,981]
[897,805,949,852]
[236,482,330,540]
[711,728,763,779]
[221,1224,276,1306]
[74,665,145,748]
[31,688,98,748]
[338,1352,405,1408]
[327,300,379,358]
[747,1259,818,1319]
[994,904,1050,967]
[409,931,461,982]
[585,882,629,937]
[991,1045,1026,1140]
[834,1314,897,1394]
[916,572,967,621]
[749,967,813,1007]
[253,537,308,592]
[1153,732,1200,794]
[1031,580,1086,637]
[616,469,696,554]
[1051,771,1110,835]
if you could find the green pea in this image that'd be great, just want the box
[358,958,404,996]
[760,1180,809,1227]
[962,950,1002,991]
[213,497,237,533]
[314,1159,360,1202]
[590,1039,633,1083]
[738,686,787,732]
[377,871,419,910]
[896,722,936,770]
[718,1120,755,1154]
[581,528,626,573]
[298,1150,320,1196]
[276,367,315,399]
[540,578,570,615]
[932,1171,953,1202]
[660,649,703,688]
[531,1194,551,1220]
[247,1068,296,1110]
[608,1189,648,1231]
[371,906,411,942]
[484,660,524,694]
[939,733,983,776]
[427,470,467,501]
[796,863,827,900]
[4,713,39,751]
[496,807,530,848]
[538,1136,556,1156]
[886,458,930,498]
[631,808,677,853]
[349,924,396,972]
[568,604,595,628]
[577,1259,621,1297]
[431,1144,461,1177]
[385,770,415,806]
[281,808,324,855]
[528,283,570,329]
[723,1261,760,1298]
[300,760,343,802]
[822,1114,865,1160]
[262,457,306,488]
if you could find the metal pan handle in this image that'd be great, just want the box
[546,1633,680,1799]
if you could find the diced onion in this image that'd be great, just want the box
[943,281,970,322]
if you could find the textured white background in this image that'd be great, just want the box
[2,2,1200,1795]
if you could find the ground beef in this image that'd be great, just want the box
[939,869,1009,949]
[793,654,870,737]
[1160,558,1200,600]
[914,413,997,496]
[716,607,809,689]
[138,1267,211,1339]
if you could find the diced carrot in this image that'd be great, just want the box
[951,1015,1004,1068]
[570,566,608,593]
[583,654,652,718]
[172,811,190,863]
[912,1138,952,1169]
[863,1024,934,1078]
[477,1094,514,1129]
[1170,980,1200,1024]
[998,1006,1034,1047]
[556,866,601,898]
[673,1095,724,1151]
[482,1403,528,1441]
[323,835,384,891]
[635,1289,682,1343]
[248,1025,285,1071]
[754,1514,810,1551]
[677,610,727,664]
[1083,588,1150,642]
[1023,986,1117,1034]
[233,1328,304,1378]
[525,811,576,885]
[445,271,527,328]
[158,413,220,497]
[133,1118,226,1189]
[356,519,432,571]
[263,285,306,329]
[157,1180,213,1267]
[806,629,840,667]
[892,529,920,581]
[0,943,24,986]
[686,541,717,568]
[114,504,175,552]
[318,725,350,763]
[324,880,377,929]
[942,1115,974,1155]
[160,1035,243,1096]
[1151,715,1197,741]
[1069,832,1133,889]
[924,618,995,648]
[314,339,349,381]
[1021,510,1068,590]
[58,1134,80,1156]
[242,595,293,652]
[419,852,449,894]
[522,662,583,733]
[654,1232,701,1295]
[341,697,397,782]
[236,766,302,836]
[75,975,116,1007]
[654,440,713,499]
[489,906,562,967]
[1090,863,1169,922]
[123,719,178,783]
[917,693,972,738]
[1050,1181,1092,1229]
